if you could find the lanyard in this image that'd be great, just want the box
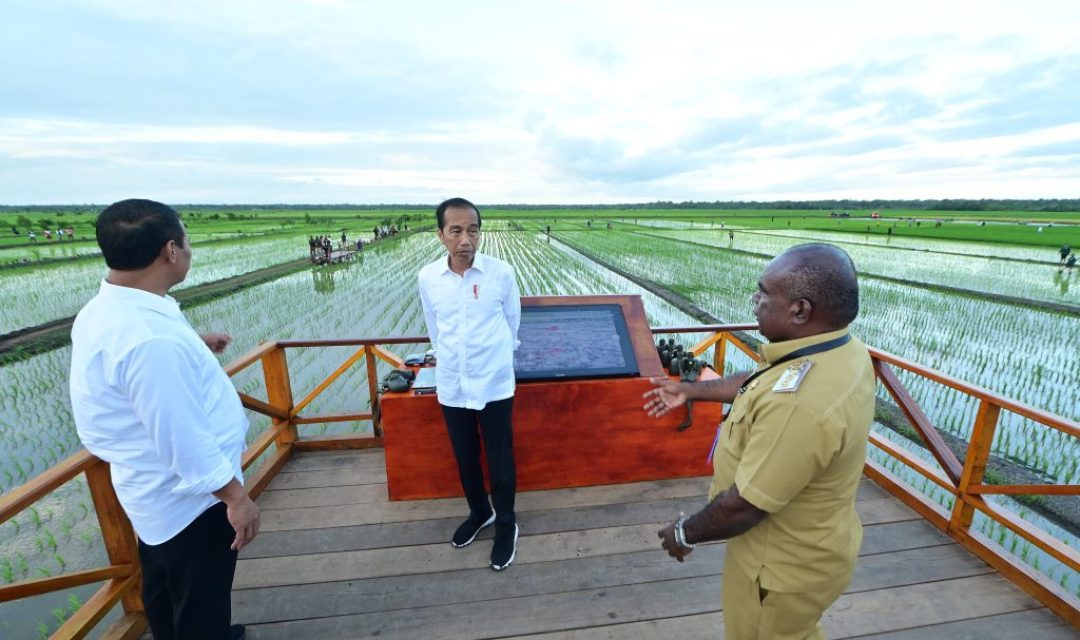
[737,333,851,395]
[708,333,851,464]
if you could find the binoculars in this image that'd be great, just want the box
[656,339,704,382]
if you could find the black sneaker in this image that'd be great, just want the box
[231,624,246,640]
[490,523,519,571]
[450,511,495,548]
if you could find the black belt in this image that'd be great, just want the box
[737,333,851,395]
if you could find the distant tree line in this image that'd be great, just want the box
[480,199,1080,212]
[1,198,1078,213]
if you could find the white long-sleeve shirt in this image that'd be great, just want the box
[69,280,248,545]
[418,252,521,410]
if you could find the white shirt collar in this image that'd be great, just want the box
[440,251,488,275]
[97,279,182,317]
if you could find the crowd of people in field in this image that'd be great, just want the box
[308,233,360,262]
[23,226,76,243]
[307,223,409,263]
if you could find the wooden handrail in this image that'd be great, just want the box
[968,484,1080,496]
[652,323,759,333]
[0,450,95,524]
[223,339,280,376]
[869,347,1080,439]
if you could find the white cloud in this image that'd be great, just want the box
[1,1,1079,202]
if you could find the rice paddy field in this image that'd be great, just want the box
[0,210,1077,637]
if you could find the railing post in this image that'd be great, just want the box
[949,398,1001,535]
[713,332,728,374]
[84,460,143,614]
[261,346,296,447]
[365,345,382,437]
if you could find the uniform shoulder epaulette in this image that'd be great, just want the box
[772,360,813,393]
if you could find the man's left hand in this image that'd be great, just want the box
[658,522,693,562]
[201,332,232,353]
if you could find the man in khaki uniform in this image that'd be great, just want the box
[644,243,875,640]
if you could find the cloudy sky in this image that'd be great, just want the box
[2,0,1079,204]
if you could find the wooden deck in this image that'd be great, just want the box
[230,449,1077,639]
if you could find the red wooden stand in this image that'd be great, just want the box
[380,295,723,501]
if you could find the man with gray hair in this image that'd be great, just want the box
[643,243,874,640]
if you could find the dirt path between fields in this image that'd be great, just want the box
[0,258,311,364]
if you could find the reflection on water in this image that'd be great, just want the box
[312,266,336,294]
[309,253,365,295]
[1053,270,1072,296]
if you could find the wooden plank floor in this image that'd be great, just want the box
[229,449,1078,640]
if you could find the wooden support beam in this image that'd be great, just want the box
[0,565,133,603]
[293,412,372,425]
[365,345,382,437]
[262,347,296,447]
[873,360,964,485]
[237,393,290,420]
[245,445,293,500]
[291,347,367,417]
[713,333,728,374]
[98,612,148,640]
[49,575,139,640]
[85,462,142,614]
[370,344,404,368]
[960,494,1080,573]
[294,435,385,451]
[241,420,289,471]
[868,432,956,493]
[951,399,1000,533]
[863,459,950,531]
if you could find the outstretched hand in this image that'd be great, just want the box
[201,332,233,353]
[642,377,688,417]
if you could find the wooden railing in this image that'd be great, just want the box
[1,325,1077,636]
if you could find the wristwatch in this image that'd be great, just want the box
[674,513,696,550]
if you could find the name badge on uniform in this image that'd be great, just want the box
[772,360,812,393]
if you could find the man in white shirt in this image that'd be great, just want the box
[69,199,257,640]
[418,197,522,571]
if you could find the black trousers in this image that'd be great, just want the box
[441,397,516,529]
[138,502,237,640]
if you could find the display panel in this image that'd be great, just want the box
[514,303,639,381]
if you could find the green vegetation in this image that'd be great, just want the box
[1,204,1078,637]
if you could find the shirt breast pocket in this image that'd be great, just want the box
[721,404,750,456]
[472,293,503,315]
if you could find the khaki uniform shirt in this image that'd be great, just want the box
[708,328,875,592]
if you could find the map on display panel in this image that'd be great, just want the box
[514,304,639,381]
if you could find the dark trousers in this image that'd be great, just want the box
[138,502,237,640]
[441,397,516,529]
